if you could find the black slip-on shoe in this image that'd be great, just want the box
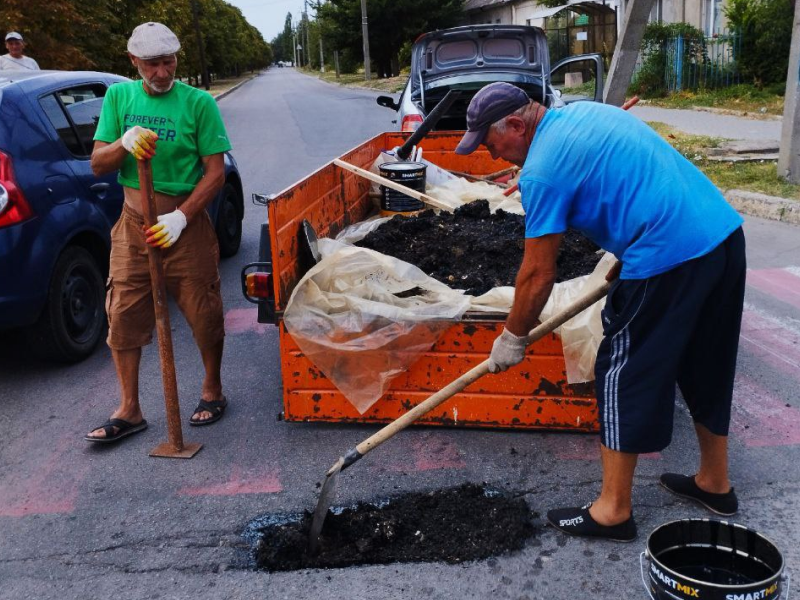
[659,473,738,516]
[546,504,637,542]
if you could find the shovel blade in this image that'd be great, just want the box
[308,457,343,555]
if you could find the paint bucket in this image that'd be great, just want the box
[379,161,426,216]
[640,519,790,600]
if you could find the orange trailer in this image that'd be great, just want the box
[243,131,598,431]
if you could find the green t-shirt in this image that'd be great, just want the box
[94,80,232,196]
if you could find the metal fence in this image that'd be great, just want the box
[633,30,743,92]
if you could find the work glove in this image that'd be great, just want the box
[122,126,158,161]
[145,209,187,248]
[487,328,529,374]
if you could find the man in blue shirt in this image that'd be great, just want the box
[456,82,746,542]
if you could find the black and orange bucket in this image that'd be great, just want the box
[641,519,789,600]
[379,161,427,216]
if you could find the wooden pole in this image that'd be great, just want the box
[137,160,202,459]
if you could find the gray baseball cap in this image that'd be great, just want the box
[455,82,531,155]
[127,22,180,59]
[5,32,23,41]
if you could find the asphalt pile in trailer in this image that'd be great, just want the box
[356,200,603,296]
[251,484,534,571]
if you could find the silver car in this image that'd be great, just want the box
[377,24,605,131]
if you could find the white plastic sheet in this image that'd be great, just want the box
[283,174,611,413]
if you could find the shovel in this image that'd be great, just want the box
[308,267,618,554]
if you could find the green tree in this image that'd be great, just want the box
[317,0,464,77]
[726,0,793,87]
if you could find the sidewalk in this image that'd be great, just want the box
[629,105,782,142]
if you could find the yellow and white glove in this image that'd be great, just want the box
[145,209,187,248]
[488,328,529,373]
[122,126,157,161]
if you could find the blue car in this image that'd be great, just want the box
[0,70,244,362]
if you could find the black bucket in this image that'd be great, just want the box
[379,161,426,215]
[641,519,789,600]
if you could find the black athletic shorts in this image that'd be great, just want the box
[595,227,746,454]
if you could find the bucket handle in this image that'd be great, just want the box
[639,552,657,600]
[782,570,791,600]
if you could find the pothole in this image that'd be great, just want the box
[244,484,535,572]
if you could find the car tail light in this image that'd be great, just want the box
[246,271,273,299]
[0,150,34,229]
[401,114,424,132]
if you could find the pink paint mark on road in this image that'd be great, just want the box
[178,465,282,496]
[740,310,800,380]
[747,268,800,311]
[386,434,465,472]
[224,308,272,335]
[730,375,800,447]
[0,435,88,517]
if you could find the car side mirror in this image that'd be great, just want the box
[376,95,399,110]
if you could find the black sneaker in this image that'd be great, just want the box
[659,473,738,516]
[546,504,637,542]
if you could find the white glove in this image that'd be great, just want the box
[488,328,529,373]
[122,126,157,160]
[146,209,187,248]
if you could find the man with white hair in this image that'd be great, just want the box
[0,32,40,70]
[87,22,232,444]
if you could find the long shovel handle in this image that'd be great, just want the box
[332,158,450,211]
[396,89,461,161]
[351,275,615,460]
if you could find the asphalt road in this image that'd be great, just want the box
[1,68,799,600]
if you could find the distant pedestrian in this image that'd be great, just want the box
[0,32,40,71]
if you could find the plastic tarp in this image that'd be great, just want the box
[283,174,611,414]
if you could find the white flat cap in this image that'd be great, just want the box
[127,22,180,59]
[5,32,23,41]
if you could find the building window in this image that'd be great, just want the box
[648,0,662,22]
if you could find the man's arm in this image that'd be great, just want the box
[91,140,128,176]
[174,153,225,222]
[505,233,562,337]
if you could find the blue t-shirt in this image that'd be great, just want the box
[518,102,743,279]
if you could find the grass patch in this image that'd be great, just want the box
[642,83,785,116]
[303,67,407,93]
[648,121,800,200]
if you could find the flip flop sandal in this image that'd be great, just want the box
[85,418,148,444]
[189,397,228,426]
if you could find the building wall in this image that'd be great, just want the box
[465,5,515,24]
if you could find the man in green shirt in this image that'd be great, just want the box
[86,22,232,444]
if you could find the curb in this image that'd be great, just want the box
[212,74,259,102]
[725,189,800,226]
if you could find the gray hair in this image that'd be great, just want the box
[489,102,535,136]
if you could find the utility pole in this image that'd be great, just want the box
[293,29,298,67]
[778,0,800,183]
[603,0,656,105]
[319,37,325,73]
[360,0,371,80]
[190,0,210,90]
[304,0,311,68]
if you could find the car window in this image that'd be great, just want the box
[39,94,83,156]
[39,84,107,158]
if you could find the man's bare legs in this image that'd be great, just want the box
[589,446,638,526]
[86,348,144,439]
[87,339,225,436]
[193,339,225,421]
[587,424,731,525]
[693,423,731,494]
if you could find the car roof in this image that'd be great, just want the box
[0,70,129,94]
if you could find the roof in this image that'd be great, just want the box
[463,0,513,11]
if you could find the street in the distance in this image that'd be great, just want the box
[0,68,798,599]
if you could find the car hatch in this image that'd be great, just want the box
[411,25,550,94]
